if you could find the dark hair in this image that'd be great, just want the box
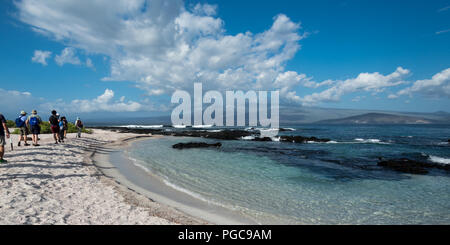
[51,110,57,115]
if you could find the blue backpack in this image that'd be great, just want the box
[29,116,39,126]
[15,117,25,127]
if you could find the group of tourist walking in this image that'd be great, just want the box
[0,110,84,163]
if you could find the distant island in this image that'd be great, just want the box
[315,113,444,124]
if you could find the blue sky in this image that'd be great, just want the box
[0,0,449,119]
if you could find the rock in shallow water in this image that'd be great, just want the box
[253,137,273,142]
[279,136,330,143]
[172,142,222,149]
[377,158,450,174]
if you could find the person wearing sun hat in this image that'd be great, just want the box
[17,110,30,147]
[26,109,42,146]
[75,117,84,138]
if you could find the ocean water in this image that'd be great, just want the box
[124,125,450,224]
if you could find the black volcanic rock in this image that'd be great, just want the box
[280,136,330,143]
[377,158,450,174]
[91,126,331,143]
[378,159,429,174]
[171,130,253,140]
[253,137,273,141]
[172,142,222,149]
[279,128,295,132]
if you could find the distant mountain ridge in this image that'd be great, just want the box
[314,113,445,124]
[80,107,450,126]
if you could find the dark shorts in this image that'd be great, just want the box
[51,125,60,134]
[31,125,40,135]
[0,135,5,146]
[20,127,29,136]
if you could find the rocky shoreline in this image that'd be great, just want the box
[91,126,331,143]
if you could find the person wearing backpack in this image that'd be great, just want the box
[26,110,42,146]
[58,117,65,143]
[0,113,11,163]
[75,117,84,138]
[16,111,30,147]
[49,110,61,144]
[61,116,68,139]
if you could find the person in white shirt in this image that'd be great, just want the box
[75,117,84,138]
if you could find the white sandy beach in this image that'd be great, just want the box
[0,129,206,225]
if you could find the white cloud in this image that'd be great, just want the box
[192,3,217,16]
[351,96,366,102]
[299,67,410,105]
[387,94,398,99]
[16,0,447,108]
[15,0,309,102]
[86,58,94,69]
[55,89,144,113]
[436,29,450,35]
[31,50,52,66]
[55,47,81,66]
[0,89,44,116]
[0,88,163,116]
[438,6,450,12]
[394,68,450,98]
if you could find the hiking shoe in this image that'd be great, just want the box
[24,143,30,146]
[0,159,7,163]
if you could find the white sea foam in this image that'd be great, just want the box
[122,125,163,129]
[161,178,215,204]
[271,137,281,142]
[241,136,255,140]
[326,141,338,144]
[353,138,389,144]
[282,128,296,131]
[207,130,223,133]
[127,155,153,173]
[429,155,450,165]
[192,125,213,128]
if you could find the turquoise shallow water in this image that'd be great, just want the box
[125,125,450,224]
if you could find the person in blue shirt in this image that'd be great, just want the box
[58,116,65,143]
[26,110,42,146]
[17,111,30,147]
